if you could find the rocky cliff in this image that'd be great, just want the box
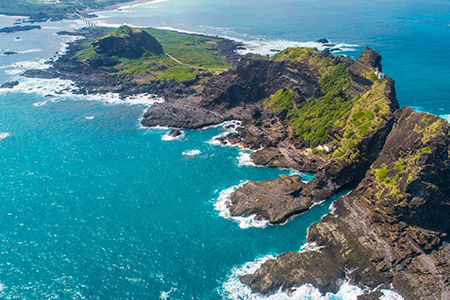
[240,107,450,299]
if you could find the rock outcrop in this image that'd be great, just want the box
[218,48,399,224]
[240,107,450,299]
[0,25,41,33]
[0,81,19,88]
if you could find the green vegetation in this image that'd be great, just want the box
[422,146,431,153]
[264,88,298,118]
[0,0,134,17]
[265,53,354,148]
[72,26,232,82]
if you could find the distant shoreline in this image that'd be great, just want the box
[0,0,159,22]
[83,0,159,15]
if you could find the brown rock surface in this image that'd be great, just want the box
[240,107,450,299]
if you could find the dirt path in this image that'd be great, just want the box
[165,53,228,72]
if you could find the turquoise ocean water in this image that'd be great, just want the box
[0,1,449,299]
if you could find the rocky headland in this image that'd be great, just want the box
[240,107,450,299]
[21,25,450,298]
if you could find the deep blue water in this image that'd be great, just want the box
[0,1,449,299]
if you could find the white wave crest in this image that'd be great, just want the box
[182,149,201,156]
[439,114,450,122]
[237,151,257,167]
[162,130,185,141]
[300,242,325,253]
[214,182,268,229]
[380,289,405,300]
[0,132,10,140]
[18,48,42,54]
[236,40,359,56]
[206,120,242,145]
[0,76,165,107]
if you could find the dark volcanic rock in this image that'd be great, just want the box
[315,38,330,44]
[240,107,450,299]
[56,30,89,37]
[168,129,183,137]
[0,25,41,33]
[141,97,230,129]
[0,81,19,88]
[92,25,164,59]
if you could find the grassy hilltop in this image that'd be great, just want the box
[68,25,232,83]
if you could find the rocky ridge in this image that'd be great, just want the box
[240,107,450,299]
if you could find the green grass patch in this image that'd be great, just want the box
[71,26,233,84]
[422,146,431,153]
[358,123,371,136]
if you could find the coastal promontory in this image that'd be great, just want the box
[21,25,450,298]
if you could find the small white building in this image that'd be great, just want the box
[375,67,385,80]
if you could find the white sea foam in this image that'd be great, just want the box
[160,287,176,300]
[221,258,404,300]
[235,40,359,56]
[410,106,427,113]
[206,120,242,145]
[0,75,165,107]
[300,242,325,253]
[379,289,405,300]
[214,182,269,229]
[237,151,256,167]
[439,114,450,122]
[0,132,10,140]
[162,130,185,141]
[18,48,42,54]
[182,149,201,156]
[32,101,47,106]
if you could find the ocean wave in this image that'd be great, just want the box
[0,132,11,140]
[236,40,359,56]
[220,256,405,300]
[18,48,42,54]
[214,182,268,229]
[162,130,185,141]
[237,151,256,167]
[1,76,165,107]
[182,149,201,156]
[439,114,450,122]
[206,120,242,146]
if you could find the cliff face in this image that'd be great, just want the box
[240,107,450,298]
[224,48,399,224]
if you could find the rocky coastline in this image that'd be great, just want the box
[20,25,450,298]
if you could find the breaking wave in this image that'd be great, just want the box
[214,182,268,229]
[220,255,405,300]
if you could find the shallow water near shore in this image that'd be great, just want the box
[1,0,449,298]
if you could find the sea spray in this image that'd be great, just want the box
[214,182,269,229]
[221,257,404,300]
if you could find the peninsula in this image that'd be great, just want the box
[21,25,450,298]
